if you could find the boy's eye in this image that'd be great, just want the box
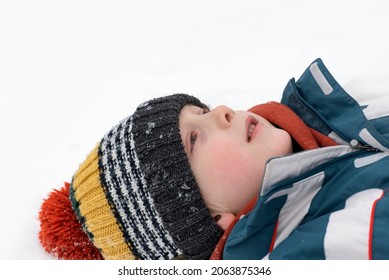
[190,132,197,147]
[188,106,208,152]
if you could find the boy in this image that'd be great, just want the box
[39,58,389,259]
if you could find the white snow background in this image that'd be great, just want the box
[1,0,389,259]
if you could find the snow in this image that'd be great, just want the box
[1,0,388,260]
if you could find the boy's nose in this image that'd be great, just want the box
[211,105,234,129]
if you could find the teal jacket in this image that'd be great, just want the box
[223,59,389,260]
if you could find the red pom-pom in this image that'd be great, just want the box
[38,182,103,260]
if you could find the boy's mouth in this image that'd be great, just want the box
[247,116,258,142]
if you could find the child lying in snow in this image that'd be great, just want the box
[39,58,389,260]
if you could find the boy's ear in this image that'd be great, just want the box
[214,213,235,231]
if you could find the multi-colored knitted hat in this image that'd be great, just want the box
[39,94,223,260]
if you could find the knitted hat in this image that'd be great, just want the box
[39,94,223,260]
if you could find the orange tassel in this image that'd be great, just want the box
[38,182,103,260]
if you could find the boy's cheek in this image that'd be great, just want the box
[206,140,256,180]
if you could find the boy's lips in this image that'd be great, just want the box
[246,116,259,142]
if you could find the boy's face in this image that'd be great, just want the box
[179,104,292,216]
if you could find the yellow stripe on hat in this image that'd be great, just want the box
[72,144,136,260]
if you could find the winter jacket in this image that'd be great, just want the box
[214,58,389,260]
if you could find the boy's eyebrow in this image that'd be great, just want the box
[182,131,191,157]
